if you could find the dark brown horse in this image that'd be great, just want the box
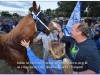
[0,1,57,73]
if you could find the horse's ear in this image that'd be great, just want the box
[37,5,40,11]
[33,1,37,13]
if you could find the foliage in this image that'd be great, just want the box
[58,1,100,17]
[12,13,20,17]
[1,11,12,17]
[0,11,20,17]
[29,7,33,12]
[28,1,100,18]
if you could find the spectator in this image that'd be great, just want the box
[11,22,16,29]
[62,20,71,36]
[21,39,72,74]
[7,20,13,30]
[61,20,71,54]
[84,19,97,40]
[33,31,59,61]
[59,22,100,74]
[0,22,3,31]
[92,24,100,50]
[50,27,60,40]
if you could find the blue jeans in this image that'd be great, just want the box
[43,49,48,61]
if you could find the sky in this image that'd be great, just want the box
[0,1,58,16]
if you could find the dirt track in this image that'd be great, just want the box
[0,32,44,74]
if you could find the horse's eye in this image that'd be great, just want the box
[43,16,48,22]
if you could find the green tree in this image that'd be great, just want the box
[84,1,100,17]
[1,11,12,17]
[28,6,57,18]
[57,1,77,17]
[57,1,100,17]
[29,7,33,12]
[55,8,60,17]
[12,13,20,17]
[44,9,52,16]
[28,1,100,17]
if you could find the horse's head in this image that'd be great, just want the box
[32,1,59,34]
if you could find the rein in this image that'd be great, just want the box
[32,11,50,31]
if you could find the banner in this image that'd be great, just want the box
[63,1,81,36]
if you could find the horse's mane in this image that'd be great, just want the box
[0,14,33,42]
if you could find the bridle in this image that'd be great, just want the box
[31,11,59,31]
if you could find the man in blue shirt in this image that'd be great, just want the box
[59,22,100,74]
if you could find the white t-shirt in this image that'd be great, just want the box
[36,32,58,50]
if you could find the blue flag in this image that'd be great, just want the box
[63,1,81,36]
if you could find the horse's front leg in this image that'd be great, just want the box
[5,41,29,73]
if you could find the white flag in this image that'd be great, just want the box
[63,1,81,36]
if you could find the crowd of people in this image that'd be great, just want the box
[21,18,100,74]
[0,17,100,74]
[0,19,19,33]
